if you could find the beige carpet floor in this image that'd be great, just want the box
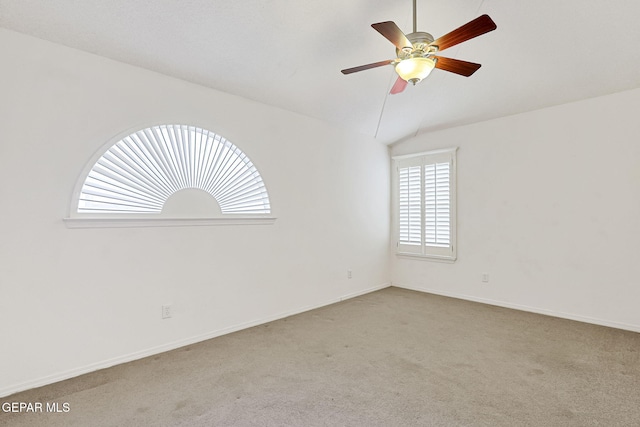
[2,287,640,426]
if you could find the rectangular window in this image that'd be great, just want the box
[393,148,457,261]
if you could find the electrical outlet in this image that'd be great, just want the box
[482,273,489,283]
[162,304,172,319]
[347,269,352,279]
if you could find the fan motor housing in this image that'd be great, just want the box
[408,31,435,44]
[396,31,436,59]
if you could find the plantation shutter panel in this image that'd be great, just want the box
[394,148,457,261]
[424,161,450,247]
[399,165,422,245]
[77,125,271,215]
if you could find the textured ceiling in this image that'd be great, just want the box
[1,0,639,144]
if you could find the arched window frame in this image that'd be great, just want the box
[64,124,276,228]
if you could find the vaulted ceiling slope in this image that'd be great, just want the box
[1,0,639,144]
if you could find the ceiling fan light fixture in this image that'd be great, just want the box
[395,57,435,85]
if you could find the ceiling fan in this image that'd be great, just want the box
[341,0,497,94]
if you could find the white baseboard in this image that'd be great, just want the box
[1,282,391,398]
[392,283,640,333]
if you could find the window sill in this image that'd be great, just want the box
[396,252,456,263]
[63,216,277,229]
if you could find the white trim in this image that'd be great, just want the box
[396,252,457,263]
[392,146,458,161]
[63,216,277,229]
[392,283,640,333]
[0,283,391,398]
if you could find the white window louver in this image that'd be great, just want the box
[424,162,450,247]
[399,165,422,245]
[395,148,456,260]
[77,125,270,215]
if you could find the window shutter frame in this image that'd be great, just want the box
[394,147,457,261]
[64,124,276,229]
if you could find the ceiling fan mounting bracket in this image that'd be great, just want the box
[408,32,434,45]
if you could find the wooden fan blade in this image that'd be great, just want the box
[341,59,394,75]
[390,76,408,94]
[430,14,497,52]
[434,56,482,77]
[372,21,412,51]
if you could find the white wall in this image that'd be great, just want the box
[0,29,390,396]
[391,88,640,332]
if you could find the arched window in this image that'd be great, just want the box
[66,124,274,228]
